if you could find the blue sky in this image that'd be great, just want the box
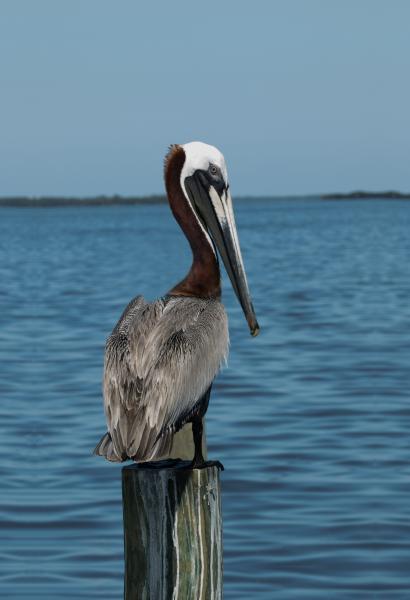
[1,0,409,196]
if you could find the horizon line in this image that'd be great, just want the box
[0,190,409,207]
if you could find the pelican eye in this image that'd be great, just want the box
[209,164,218,175]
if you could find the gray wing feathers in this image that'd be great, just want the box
[102,295,162,460]
[94,431,123,463]
[141,300,228,430]
[97,295,228,463]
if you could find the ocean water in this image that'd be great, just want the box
[1,198,410,599]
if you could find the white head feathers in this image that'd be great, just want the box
[180,141,229,188]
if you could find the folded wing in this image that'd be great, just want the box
[96,296,228,462]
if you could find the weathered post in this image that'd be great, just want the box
[122,457,222,600]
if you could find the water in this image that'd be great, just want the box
[1,198,410,599]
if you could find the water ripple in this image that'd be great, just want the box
[1,200,410,598]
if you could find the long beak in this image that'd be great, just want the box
[185,173,260,336]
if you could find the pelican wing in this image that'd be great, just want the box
[134,297,229,457]
[98,296,228,462]
[101,295,163,460]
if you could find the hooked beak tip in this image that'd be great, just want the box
[249,322,260,337]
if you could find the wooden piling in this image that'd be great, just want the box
[122,460,222,600]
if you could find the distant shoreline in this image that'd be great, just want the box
[1,191,409,207]
[0,195,167,207]
[321,191,410,200]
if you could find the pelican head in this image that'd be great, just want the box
[180,141,259,337]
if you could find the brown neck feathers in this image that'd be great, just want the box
[164,145,220,299]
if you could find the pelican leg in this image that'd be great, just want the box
[190,413,224,471]
[191,418,205,466]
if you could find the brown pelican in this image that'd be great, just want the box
[94,141,259,468]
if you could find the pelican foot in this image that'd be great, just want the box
[190,459,224,471]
